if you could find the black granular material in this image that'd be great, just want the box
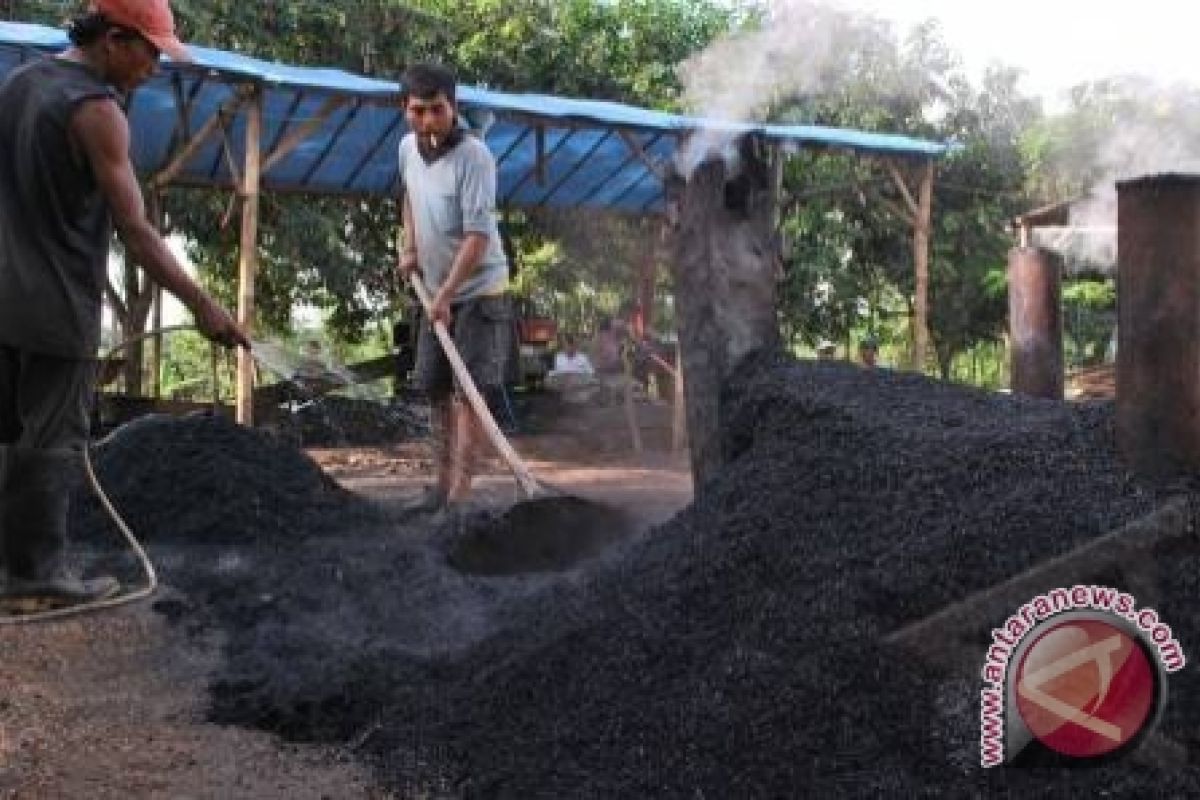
[72,414,357,547]
[113,356,1200,796]
[279,395,430,446]
[447,497,634,576]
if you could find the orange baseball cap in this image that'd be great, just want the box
[89,0,192,63]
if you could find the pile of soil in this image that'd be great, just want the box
[71,356,1200,795]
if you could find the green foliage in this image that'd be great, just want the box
[1062,278,1116,366]
[773,20,1038,378]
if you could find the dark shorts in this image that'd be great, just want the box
[0,344,95,450]
[414,294,512,401]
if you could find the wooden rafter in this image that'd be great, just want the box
[149,89,250,190]
[618,129,667,182]
[262,96,347,175]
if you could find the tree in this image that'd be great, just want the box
[924,66,1040,378]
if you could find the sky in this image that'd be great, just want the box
[837,1,1200,108]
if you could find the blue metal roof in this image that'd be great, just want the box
[0,21,950,214]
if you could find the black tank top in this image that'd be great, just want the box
[0,57,116,358]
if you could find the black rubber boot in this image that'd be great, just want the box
[0,447,118,610]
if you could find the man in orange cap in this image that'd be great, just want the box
[0,0,247,610]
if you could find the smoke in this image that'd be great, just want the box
[673,1,934,176]
[1036,78,1200,273]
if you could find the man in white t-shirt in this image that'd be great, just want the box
[551,335,594,377]
[547,334,598,402]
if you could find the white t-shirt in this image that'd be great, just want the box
[553,351,594,375]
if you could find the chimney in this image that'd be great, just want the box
[1116,174,1200,477]
[1008,247,1064,399]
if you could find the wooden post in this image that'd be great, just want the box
[637,252,655,342]
[912,160,934,373]
[236,86,263,426]
[671,339,686,453]
[151,287,163,398]
[624,360,643,454]
[148,191,165,399]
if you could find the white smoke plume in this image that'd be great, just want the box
[1038,78,1200,273]
[673,1,933,177]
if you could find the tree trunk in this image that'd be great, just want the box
[119,253,156,395]
[668,136,781,494]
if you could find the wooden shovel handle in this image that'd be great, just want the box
[409,275,540,497]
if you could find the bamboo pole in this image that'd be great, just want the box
[671,340,685,454]
[235,86,263,426]
[148,191,165,399]
[912,161,934,373]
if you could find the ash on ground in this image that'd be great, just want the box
[71,355,1200,797]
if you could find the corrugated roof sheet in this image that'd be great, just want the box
[0,21,950,214]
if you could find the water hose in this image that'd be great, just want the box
[0,324,218,625]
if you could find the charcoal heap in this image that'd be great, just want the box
[72,413,360,547]
[92,356,1200,796]
[275,395,430,447]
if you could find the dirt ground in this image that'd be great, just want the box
[1,433,692,799]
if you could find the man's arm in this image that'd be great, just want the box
[70,99,248,348]
[399,191,419,278]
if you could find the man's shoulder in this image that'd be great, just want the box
[457,134,495,164]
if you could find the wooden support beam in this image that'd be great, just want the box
[148,190,166,399]
[672,340,686,454]
[885,497,1192,663]
[236,87,263,426]
[104,278,129,327]
[502,129,579,205]
[262,96,347,175]
[867,186,916,228]
[534,124,547,186]
[618,129,667,182]
[219,121,242,187]
[575,132,664,206]
[149,90,248,190]
[884,159,921,219]
[912,160,934,373]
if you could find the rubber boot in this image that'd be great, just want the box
[0,447,118,610]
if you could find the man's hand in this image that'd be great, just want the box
[398,250,420,281]
[430,288,453,327]
[193,295,251,349]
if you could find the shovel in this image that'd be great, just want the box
[408,274,629,562]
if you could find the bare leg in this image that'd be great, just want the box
[432,397,455,496]
[447,396,483,503]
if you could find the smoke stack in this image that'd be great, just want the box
[1116,174,1200,477]
[1008,247,1064,399]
